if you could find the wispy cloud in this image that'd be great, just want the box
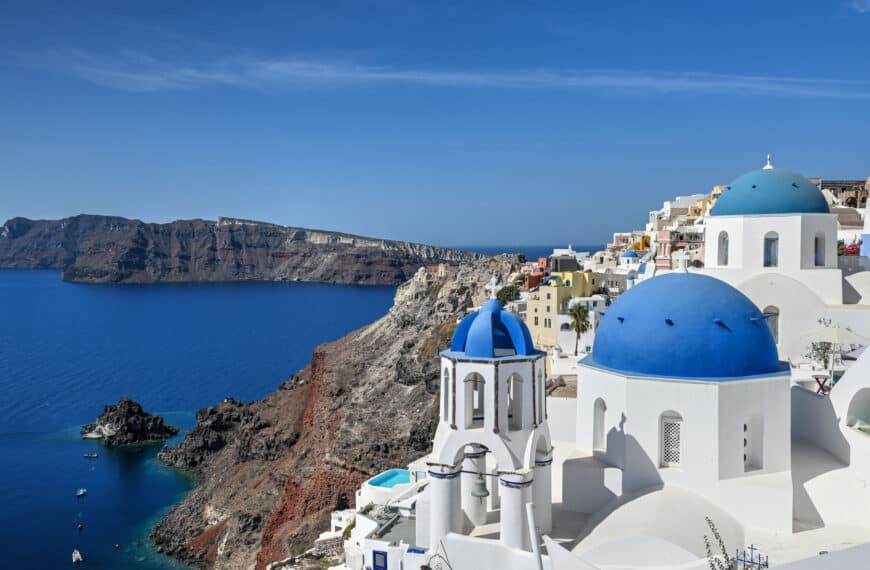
[14,49,870,99]
[852,0,870,13]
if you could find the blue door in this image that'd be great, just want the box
[373,550,388,570]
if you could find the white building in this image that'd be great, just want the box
[337,278,870,570]
[554,295,608,356]
[551,245,591,265]
[572,273,793,532]
[339,205,870,570]
[646,193,708,233]
[699,157,870,361]
[426,297,553,549]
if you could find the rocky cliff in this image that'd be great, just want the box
[0,215,485,285]
[150,256,519,569]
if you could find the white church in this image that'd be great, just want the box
[633,157,870,365]
[334,161,870,570]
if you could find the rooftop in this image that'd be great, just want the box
[712,161,830,217]
[586,273,783,380]
[448,299,542,359]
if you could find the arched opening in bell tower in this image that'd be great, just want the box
[463,373,486,429]
[507,373,525,431]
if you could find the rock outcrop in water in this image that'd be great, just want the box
[150,257,520,569]
[0,215,486,285]
[81,398,179,446]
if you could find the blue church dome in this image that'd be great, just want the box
[711,167,829,216]
[449,299,539,359]
[622,250,638,258]
[586,273,782,380]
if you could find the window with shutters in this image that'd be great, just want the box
[660,412,683,467]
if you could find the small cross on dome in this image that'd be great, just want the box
[763,154,774,170]
[485,275,500,300]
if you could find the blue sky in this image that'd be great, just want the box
[1,1,869,246]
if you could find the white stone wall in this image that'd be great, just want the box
[434,355,549,470]
[703,213,842,305]
[717,376,791,479]
[575,363,793,531]
[547,397,577,443]
[735,273,831,361]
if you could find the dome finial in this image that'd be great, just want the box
[763,153,774,170]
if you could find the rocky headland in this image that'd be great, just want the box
[0,215,486,285]
[150,256,519,569]
[81,398,179,446]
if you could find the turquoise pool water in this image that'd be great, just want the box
[368,469,411,488]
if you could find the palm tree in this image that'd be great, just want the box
[568,303,591,356]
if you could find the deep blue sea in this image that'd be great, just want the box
[0,270,396,569]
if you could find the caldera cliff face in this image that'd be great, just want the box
[150,257,519,569]
[0,215,486,286]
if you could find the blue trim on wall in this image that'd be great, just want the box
[579,354,790,383]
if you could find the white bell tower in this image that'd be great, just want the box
[427,291,552,552]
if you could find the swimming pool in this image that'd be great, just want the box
[368,469,411,488]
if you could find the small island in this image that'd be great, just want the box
[81,398,179,446]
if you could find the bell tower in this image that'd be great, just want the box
[427,283,552,552]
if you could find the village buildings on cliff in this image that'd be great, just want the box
[326,158,870,570]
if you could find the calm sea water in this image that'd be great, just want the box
[0,270,396,569]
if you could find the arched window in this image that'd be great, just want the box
[717,231,729,266]
[537,369,545,421]
[560,322,571,331]
[660,411,683,468]
[814,232,825,267]
[763,305,780,344]
[442,368,450,421]
[763,231,779,267]
[463,373,485,429]
[593,398,607,453]
[507,374,523,431]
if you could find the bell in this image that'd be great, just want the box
[471,476,490,500]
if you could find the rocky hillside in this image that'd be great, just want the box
[151,256,519,569]
[0,215,485,285]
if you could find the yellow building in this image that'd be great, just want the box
[526,271,600,349]
[549,271,597,297]
[686,196,710,224]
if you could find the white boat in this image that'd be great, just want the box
[75,488,87,498]
[72,549,83,564]
[83,452,98,459]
